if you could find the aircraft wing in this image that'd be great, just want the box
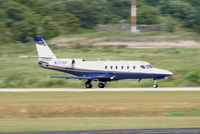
[48,73,116,81]
[48,76,92,80]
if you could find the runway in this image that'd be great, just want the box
[1,128,200,134]
[0,88,200,92]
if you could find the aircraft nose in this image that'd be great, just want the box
[164,70,173,76]
[168,71,173,76]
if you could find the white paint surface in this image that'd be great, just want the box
[131,6,136,16]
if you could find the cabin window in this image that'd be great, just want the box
[133,66,135,69]
[127,66,129,69]
[110,66,113,69]
[116,66,118,69]
[105,66,108,69]
[146,64,154,69]
[121,66,124,69]
[141,65,146,69]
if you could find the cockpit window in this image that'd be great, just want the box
[146,64,154,69]
[140,65,146,69]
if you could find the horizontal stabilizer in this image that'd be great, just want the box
[47,76,92,80]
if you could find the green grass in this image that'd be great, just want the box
[1,42,200,88]
[0,91,200,132]
[0,117,200,132]
[0,92,200,118]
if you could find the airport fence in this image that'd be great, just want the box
[97,24,166,32]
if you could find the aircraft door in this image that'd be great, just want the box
[72,59,75,68]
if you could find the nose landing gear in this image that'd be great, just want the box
[153,80,158,88]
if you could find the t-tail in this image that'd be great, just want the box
[34,36,57,61]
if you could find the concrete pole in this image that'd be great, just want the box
[131,0,137,32]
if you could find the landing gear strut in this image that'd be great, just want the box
[98,83,105,88]
[153,80,158,88]
[85,80,92,88]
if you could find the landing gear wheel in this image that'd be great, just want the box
[85,79,92,88]
[153,79,158,88]
[85,83,92,88]
[153,84,158,88]
[98,83,105,88]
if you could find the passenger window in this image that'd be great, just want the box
[116,66,118,69]
[110,66,113,69]
[127,66,129,69]
[105,66,108,69]
[133,66,135,69]
[121,66,124,69]
[141,65,146,69]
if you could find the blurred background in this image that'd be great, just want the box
[1,1,200,132]
[0,0,200,88]
[0,0,200,43]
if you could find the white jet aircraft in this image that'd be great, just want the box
[34,36,173,88]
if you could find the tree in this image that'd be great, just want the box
[40,16,60,39]
[13,0,48,15]
[0,22,13,44]
[159,0,196,28]
[62,0,101,28]
[52,13,81,33]
[11,17,41,42]
[2,1,30,21]
[159,1,193,19]
[140,0,161,6]
[138,5,162,24]
[108,0,130,21]
[1,1,40,42]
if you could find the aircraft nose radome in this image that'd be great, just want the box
[164,70,173,76]
[168,71,173,76]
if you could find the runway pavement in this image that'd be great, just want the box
[1,128,200,134]
[0,88,200,92]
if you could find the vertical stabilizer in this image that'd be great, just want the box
[34,36,57,61]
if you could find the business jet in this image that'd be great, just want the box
[33,36,173,88]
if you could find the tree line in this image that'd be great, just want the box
[0,0,199,43]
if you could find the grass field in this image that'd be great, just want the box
[0,31,200,88]
[54,31,200,45]
[1,117,200,132]
[1,92,200,118]
[0,91,200,132]
[1,42,200,88]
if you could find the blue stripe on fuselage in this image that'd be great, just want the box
[40,64,169,81]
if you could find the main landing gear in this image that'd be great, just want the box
[85,80,106,88]
[153,79,158,88]
[85,80,92,88]
[98,83,105,88]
